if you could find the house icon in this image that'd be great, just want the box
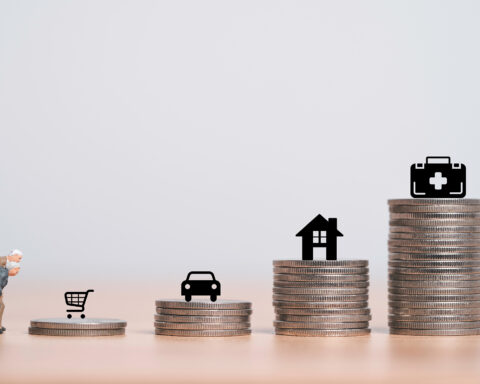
[296,215,343,260]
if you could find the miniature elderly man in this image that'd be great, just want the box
[0,249,23,334]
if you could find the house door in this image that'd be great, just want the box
[313,247,327,259]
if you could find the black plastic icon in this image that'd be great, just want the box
[296,215,343,260]
[411,156,466,198]
[65,289,94,319]
[181,271,221,302]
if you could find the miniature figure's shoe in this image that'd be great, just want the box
[1,327,5,331]
[0,329,3,334]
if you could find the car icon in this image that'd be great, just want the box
[181,271,221,302]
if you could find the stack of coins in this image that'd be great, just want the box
[28,318,127,336]
[389,198,480,336]
[154,299,252,337]
[273,260,371,336]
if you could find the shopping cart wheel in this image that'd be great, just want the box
[81,314,85,319]
[67,314,72,319]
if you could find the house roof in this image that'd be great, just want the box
[296,214,343,237]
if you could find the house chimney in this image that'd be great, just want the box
[329,218,337,230]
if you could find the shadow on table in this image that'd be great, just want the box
[253,327,275,335]
[372,326,389,335]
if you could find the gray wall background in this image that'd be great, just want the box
[1,1,479,285]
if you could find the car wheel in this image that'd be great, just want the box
[210,295,217,302]
[185,295,191,302]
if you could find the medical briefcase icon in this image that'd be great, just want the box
[410,156,466,198]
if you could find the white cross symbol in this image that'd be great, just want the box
[429,172,447,190]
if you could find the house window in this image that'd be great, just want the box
[320,231,327,244]
[313,231,328,244]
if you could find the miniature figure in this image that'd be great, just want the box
[0,249,23,334]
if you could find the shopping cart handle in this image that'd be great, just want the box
[86,289,94,293]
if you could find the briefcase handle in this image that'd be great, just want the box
[426,156,451,164]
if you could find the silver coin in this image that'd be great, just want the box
[388,199,480,206]
[274,274,369,282]
[273,294,368,302]
[389,260,480,268]
[277,314,371,322]
[388,239,480,247]
[389,300,480,309]
[156,308,253,316]
[389,252,480,261]
[155,329,251,337]
[388,314,480,322]
[388,280,480,288]
[389,328,480,336]
[389,267,480,274]
[155,300,251,310]
[388,287,480,295]
[275,308,371,316]
[275,328,370,337]
[390,212,480,220]
[390,226,480,233]
[30,318,127,330]
[390,205,480,213]
[390,321,480,329]
[274,281,369,288]
[154,321,250,330]
[390,219,480,227]
[389,273,480,281]
[389,247,480,254]
[154,314,250,323]
[389,232,480,239]
[389,307,480,316]
[273,260,368,267]
[273,266,369,275]
[273,301,368,309]
[274,320,369,329]
[28,327,125,336]
[389,293,480,302]
[273,287,368,295]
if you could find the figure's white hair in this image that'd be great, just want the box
[9,249,23,257]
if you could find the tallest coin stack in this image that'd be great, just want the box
[388,199,480,336]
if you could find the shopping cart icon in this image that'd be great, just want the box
[64,289,94,319]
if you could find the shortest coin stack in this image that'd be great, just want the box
[155,299,252,337]
[273,260,371,336]
[29,318,127,336]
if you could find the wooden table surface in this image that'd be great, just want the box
[1,282,480,383]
